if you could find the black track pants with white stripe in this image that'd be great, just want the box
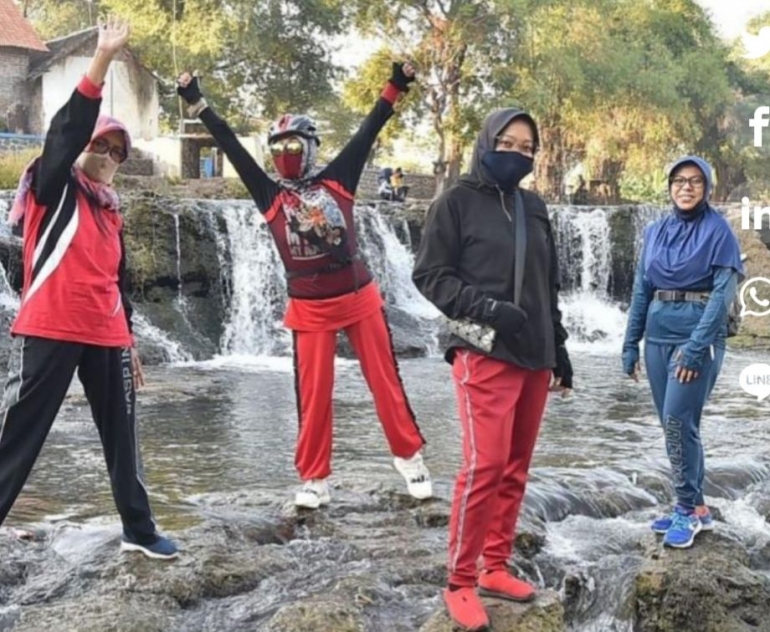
[0,336,156,542]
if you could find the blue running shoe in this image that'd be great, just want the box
[120,534,179,560]
[663,507,702,548]
[652,505,714,534]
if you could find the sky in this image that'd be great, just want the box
[695,0,769,39]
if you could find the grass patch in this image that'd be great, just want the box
[0,149,39,190]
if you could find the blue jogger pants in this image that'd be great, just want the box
[644,342,724,509]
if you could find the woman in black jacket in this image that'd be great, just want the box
[413,108,571,630]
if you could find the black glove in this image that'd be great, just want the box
[177,75,203,104]
[390,62,416,92]
[484,300,528,351]
[553,345,573,389]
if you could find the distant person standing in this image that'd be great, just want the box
[390,167,409,201]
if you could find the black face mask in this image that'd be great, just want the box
[481,150,534,193]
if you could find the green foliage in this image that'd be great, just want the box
[20,0,770,201]
[24,0,347,129]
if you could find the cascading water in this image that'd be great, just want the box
[215,203,288,357]
[132,312,193,363]
[357,205,439,320]
[552,205,665,354]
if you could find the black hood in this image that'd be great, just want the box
[467,107,540,188]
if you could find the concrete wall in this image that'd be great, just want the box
[0,48,30,129]
[41,55,159,141]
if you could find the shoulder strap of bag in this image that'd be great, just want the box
[513,189,527,306]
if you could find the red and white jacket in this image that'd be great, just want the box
[11,76,134,347]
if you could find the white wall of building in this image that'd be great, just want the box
[42,56,159,141]
[133,135,264,178]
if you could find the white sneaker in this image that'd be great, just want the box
[394,452,433,500]
[294,479,331,509]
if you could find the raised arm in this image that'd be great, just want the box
[321,63,415,196]
[177,74,279,213]
[35,16,129,207]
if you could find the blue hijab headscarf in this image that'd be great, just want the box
[643,155,744,290]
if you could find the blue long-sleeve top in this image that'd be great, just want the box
[622,261,738,373]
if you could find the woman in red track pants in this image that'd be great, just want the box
[176,63,431,509]
[413,107,573,630]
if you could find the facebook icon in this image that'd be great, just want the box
[750,106,770,147]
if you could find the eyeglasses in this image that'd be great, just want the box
[269,139,304,156]
[495,135,536,156]
[671,176,705,189]
[88,136,128,163]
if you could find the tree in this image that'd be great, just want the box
[22,0,347,129]
[347,0,503,193]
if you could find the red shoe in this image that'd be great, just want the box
[478,570,536,602]
[443,587,489,631]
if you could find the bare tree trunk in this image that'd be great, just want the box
[596,158,624,203]
[535,124,565,202]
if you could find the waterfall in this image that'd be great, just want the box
[215,203,288,357]
[132,312,193,363]
[357,205,439,320]
[552,205,664,353]
[0,190,678,362]
[173,213,183,300]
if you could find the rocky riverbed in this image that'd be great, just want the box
[3,491,770,632]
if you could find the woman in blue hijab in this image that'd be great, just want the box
[622,155,744,549]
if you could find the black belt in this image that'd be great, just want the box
[654,290,710,303]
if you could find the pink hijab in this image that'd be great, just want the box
[9,115,131,226]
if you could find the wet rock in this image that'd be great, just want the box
[634,532,770,632]
[13,594,178,632]
[412,500,450,529]
[121,524,292,607]
[419,589,564,632]
[265,599,365,632]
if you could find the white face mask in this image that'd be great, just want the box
[76,151,120,184]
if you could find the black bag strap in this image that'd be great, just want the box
[513,189,527,306]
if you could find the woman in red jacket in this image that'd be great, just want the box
[177,63,431,509]
[0,17,177,560]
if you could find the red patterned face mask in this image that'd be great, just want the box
[273,152,304,179]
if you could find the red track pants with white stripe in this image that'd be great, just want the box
[293,309,425,481]
[448,349,551,587]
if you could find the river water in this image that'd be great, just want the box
[4,347,769,630]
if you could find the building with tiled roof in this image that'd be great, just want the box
[0,0,49,129]
[0,0,47,52]
[0,4,158,142]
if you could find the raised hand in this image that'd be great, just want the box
[96,15,130,57]
[390,61,417,92]
[177,72,203,105]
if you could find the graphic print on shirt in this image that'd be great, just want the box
[283,187,348,261]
